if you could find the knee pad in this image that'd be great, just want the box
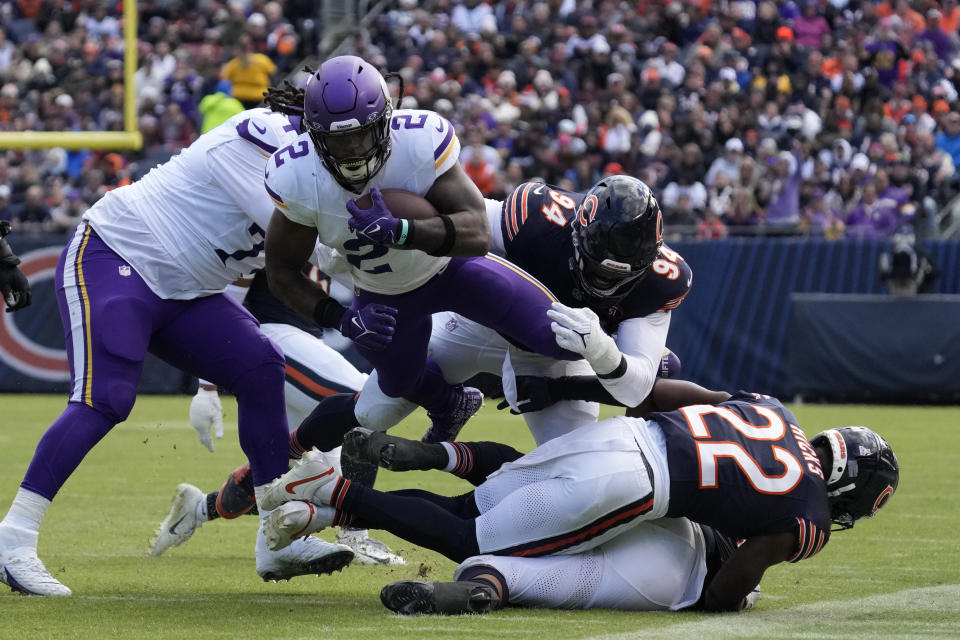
[216,463,256,519]
[354,374,417,430]
[97,379,138,422]
[225,335,285,395]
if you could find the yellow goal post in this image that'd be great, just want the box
[0,1,142,150]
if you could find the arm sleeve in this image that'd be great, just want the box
[599,311,671,407]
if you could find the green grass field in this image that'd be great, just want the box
[0,395,957,639]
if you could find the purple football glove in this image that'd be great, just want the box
[346,188,401,246]
[339,302,398,351]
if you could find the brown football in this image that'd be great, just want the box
[353,188,438,220]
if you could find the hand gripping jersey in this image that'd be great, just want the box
[265,109,461,295]
[83,109,300,299]
[498,182,692,333]
[653,392,832,562]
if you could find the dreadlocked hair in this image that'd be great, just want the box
[263,65,314,116]
[263,82,305,116]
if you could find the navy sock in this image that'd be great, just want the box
[290,392,359,454]
[340,485,480,562]
[447,441,523,486]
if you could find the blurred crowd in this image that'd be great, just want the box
[2,0,960,241]
[0,0,314,233]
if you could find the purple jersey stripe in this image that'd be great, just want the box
[264,180,284,205]
[236,118,278,155]
[433,120,454,160]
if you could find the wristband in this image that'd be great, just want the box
[312,296,347,329]
[427,214,457,257]
[597,355,628,380]
[396,219,410,246]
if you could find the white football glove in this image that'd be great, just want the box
[743,584,761,611]
[189,387,223,452]
[546,302,623,376]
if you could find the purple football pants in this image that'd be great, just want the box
[20,224,289,500]
[353,254,578,413]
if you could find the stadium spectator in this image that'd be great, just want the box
[10,185,52,233]
[845,182,902,238]
[1,0,959,242]
[0,184,11,221]
[705,138,745,187]
[199,80,245,134]
[220,33,276,109]
[935,111,960,168]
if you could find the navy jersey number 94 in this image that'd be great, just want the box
[500,182,693,332]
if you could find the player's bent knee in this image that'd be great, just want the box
[354,393,417,430]
[97,379,138,422]
[228,339,286,397]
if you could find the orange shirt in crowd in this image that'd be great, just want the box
[941,6,960,32]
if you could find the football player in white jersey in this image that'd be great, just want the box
[261,55,580,445]
[150,268,405,565]
[0,106,355,596]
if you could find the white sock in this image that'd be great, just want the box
[440,442,458,472]
[0,488,51,548]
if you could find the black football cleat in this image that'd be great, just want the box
[344,428,447,472]
[380,580,502,616]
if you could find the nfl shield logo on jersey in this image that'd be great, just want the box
[119,265,131,277]
[445,317,458,332]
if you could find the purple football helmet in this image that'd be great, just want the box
[303,55,393,192]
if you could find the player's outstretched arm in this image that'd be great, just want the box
[419,163,490,257]
[700,532,794,612]
[627,379,732,417]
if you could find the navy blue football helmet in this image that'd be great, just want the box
[569,176,663,307]
[810,426,899,531]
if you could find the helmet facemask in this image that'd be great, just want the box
[570,230,649,305]
[568,177,662,308]
[308,107,392,193]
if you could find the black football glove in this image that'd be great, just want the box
[495,375,558,415]
[0,222,31,312]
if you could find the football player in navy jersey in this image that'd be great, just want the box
[255,378,898,614]
[283,175,690,450]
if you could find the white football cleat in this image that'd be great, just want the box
[336,528,405,565]
[263,501,335,552]
[149,483,205,557]
[256,524,353,581]
[259,449,341,511]
[0,546,71,596]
